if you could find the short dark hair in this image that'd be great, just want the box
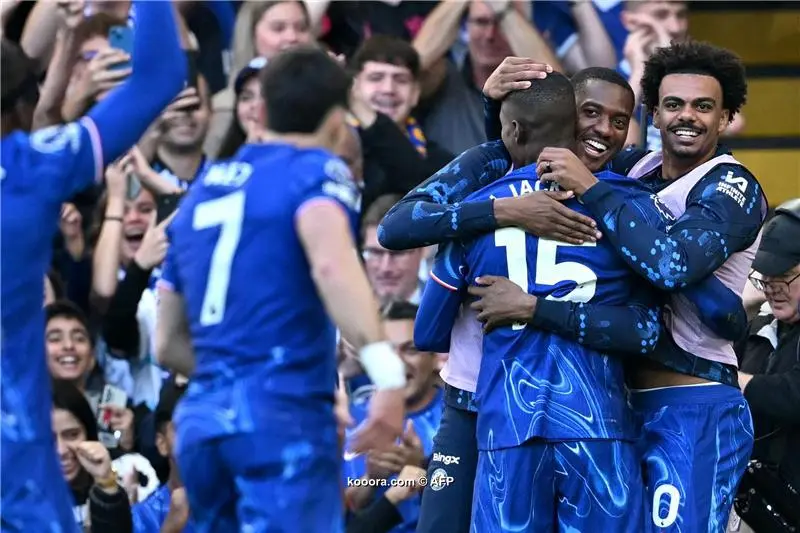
[46,268,66,301]
[381,300,419,321]
[641,40,747,122]
[503,72,577,142]
[1,40,39,113]
[351,35,421,79]
[155,379,187,434]
[571,67,634,102]
[260,46,350,133]
[52,379,99,442]
[45,300,92,341]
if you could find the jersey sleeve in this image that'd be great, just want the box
[25,119,102,203]
[581,164,766,291]
[484,95,502,142]
[680,276,747,341]
[294,156,360,231]
[414,242,468,353]
[378,141,512,250]
[530,282,661,355]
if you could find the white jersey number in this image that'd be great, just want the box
[192,191,245,326]
[652,483,681,527]
[494,229,598,330]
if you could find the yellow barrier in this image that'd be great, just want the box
[741,79,800,137]
[735,149,800,205]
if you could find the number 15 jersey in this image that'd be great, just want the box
[158,143,360,445]
[434,168,665,451]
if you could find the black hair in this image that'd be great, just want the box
[1,40,39,113]
[260,46,350,134]
[46,268,66,301]
[381,300,419,321]
[503,72,577,143]
[640,40,747,123]
[154,379,187,434]
[46,300,91,335]
[52,379,99,442]
[351,35,421,79]
[571,67,634,102]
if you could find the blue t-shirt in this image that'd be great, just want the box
[133,483,196,533]
[1,120,101,444]
[160,143,360,446]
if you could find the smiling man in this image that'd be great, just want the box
[537,41,767,532]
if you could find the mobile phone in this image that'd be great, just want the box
[157,193,183,224]
[184,51,200,112]
[96,385,128,449]
[107,25,134,71]
[126,173,141,201]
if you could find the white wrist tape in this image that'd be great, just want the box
[359,341,406,390]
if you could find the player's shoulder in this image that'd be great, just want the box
[608,146,649,175]
[692,158,762,205]
[469,165,539,201]
[595,169,650,192]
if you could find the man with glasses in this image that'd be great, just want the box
[363,195,427,305]
[731,198,800,532]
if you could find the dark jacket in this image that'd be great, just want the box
[736,312,800,487]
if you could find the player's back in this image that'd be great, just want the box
[165,142,358,440]
[463,167,658,450]
[1,124,100,444]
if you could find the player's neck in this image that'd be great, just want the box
[259,130,334,152]
[661,145,718,180]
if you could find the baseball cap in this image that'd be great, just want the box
[234,56,268,96]
[752,198,800,277]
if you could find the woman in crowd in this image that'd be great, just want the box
[52,379,133,532]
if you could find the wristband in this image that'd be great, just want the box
[359,341,406,390]
[95,473,118,490]
[104,216,123,222]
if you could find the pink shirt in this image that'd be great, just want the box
[439,306,483,393]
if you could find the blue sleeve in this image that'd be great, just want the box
[414,243,468,352]
[87,0,186,169]
[131,499,159,533]
[484,95,502,142]
[681,277,747,341]
[530,284,661,355]
[378,141,512,250]
[581,164,766,291]
[295,156,360,233]
[25,121,102,203]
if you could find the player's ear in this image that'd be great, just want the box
[651,107,661,129]
[511,119,526,145]
[718,109,730,134]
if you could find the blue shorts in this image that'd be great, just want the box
[1,440,79,533]
[632,383,753,533]
[176,429,343,533]
[471,439,644,533]
[417,386,479,533]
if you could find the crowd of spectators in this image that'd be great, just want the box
[1,1,797,532]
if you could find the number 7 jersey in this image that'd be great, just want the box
[158,143,360,443]
[434,168,665,450]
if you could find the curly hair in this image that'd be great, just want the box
[640,41,747,123]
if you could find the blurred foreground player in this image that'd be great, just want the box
[0,2,186,531]
[155,47,406,533]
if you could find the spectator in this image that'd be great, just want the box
[343,302,443,533]
[362,195,426,306]
[621,0,744,147]
[207,0,314,156]
[412,1,559,154]
[45,301,140,454]
[52,379,133,532]
[216,56,267,159]
[349,35,454,220]
[61,13,131,123]
[731,199,800,532]
[132,379,192,533]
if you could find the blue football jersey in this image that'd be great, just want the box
[436,168,673,450]
[1,121,102,444]
[160,142,360,445]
